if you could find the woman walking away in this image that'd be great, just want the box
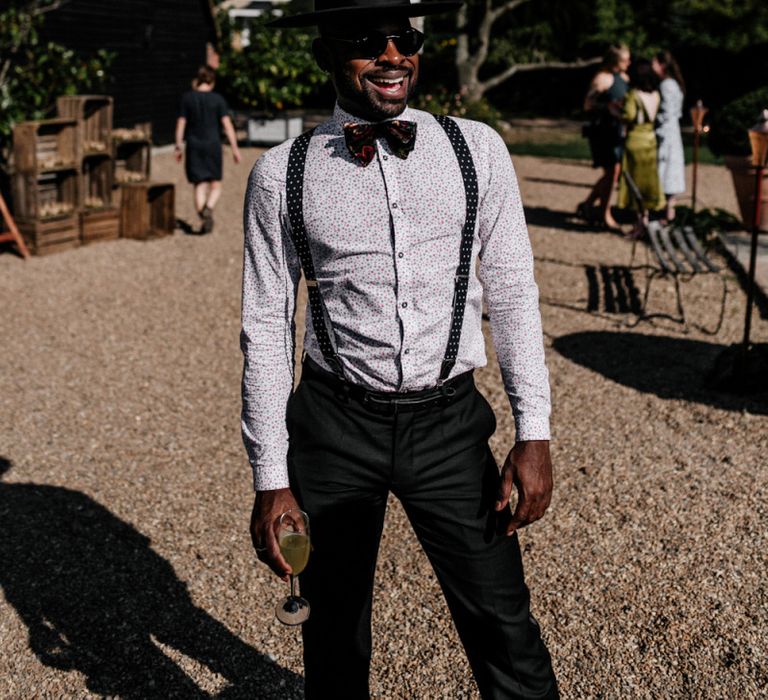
[618,59,665,239]
[652,51,686,222]
[578,44,631,230]
[175,65,241,234]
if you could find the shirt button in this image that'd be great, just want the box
[401,301,408,308]
[398,252,404,258]
[404,348,410,355]
[392,202,398,209]
[383,155,389,160]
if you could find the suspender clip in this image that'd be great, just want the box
[325,354,344,378]
[438,358,455,385]
[306,279,318,288]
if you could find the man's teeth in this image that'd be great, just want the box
[372,77,403,84]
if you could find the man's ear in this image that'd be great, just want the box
[312,37,332,73]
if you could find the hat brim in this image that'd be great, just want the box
[267,1,462,28]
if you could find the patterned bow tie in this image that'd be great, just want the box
[343,120,417,166]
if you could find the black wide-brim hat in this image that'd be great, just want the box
[268,0,462,28]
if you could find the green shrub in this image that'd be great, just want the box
[709,86,768,157]
[413,88,501,130]
[0,3,112,165]
[216,12,326,114]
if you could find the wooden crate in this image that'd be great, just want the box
[12,170,78,222]
[12,119,79,175]
[112,122,152,183]
[81,154,114,209]
[113,126,151,184]
[18,215,79,256]
[57,95,113,156]
[80,206,120,244]
[119,182,175,239]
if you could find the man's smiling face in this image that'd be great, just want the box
[316,15,420,121]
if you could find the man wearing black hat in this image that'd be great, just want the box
[241,1,558,697]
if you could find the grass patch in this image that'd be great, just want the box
[507,131,723,164]
[507,139,592,160]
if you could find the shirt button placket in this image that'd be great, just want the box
[383,142,411,384]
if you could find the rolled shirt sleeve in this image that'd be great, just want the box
[241,157,300,491]
[477,129,551,441]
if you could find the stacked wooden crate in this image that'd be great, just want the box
[119,182,175,239]
[11,118,81,255]
[112,122,152,184]
[10,95,175,255]
[112,121,174,240]
[57,95,120,244]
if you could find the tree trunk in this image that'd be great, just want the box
[452,0,598,103]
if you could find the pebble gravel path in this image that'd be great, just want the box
[1,147,766,699]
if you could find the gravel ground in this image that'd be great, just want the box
[1,146,766,699]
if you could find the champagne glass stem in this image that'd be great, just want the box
[290,574,296,599]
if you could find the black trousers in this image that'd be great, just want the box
[287,363,558,700]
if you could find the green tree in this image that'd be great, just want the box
[0,0,112,163]
[427,0,768,103]
[215,11,326,114]
[449,0,601,102]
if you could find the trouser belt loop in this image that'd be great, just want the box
[334,378,351,404]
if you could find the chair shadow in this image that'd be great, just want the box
[552,331,768,413]
[538,258,643,317]
[0,458,303,699]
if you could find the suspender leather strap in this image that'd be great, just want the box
[433,114,479,383]
[284,115,479,386]
[286,127,345,378]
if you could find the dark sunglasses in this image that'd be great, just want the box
[325,28,424,59]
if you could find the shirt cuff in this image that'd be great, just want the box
[252,464,291,492]
[514,414,551,442]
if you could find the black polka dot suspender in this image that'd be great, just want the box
[285,127,346,378]
[432,114,479,383]
[284,114,479,385]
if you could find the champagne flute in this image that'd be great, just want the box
[275,509,311,625]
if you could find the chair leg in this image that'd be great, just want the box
[673,274,688,331]
[693,274,728,336]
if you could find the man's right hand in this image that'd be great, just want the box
[250,487,301,581]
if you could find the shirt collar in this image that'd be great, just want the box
[330,102,416,130]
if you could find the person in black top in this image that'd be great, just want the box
[175,65,241,233]
[578,44,631,231]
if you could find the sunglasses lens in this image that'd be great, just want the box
[357,29,424,58]
[395,29,424,56]
[360,35,389,57]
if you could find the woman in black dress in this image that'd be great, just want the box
[175,66,241,233]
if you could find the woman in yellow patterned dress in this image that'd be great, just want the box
[618,59,665,238]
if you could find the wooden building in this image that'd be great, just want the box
[40,0,218,145]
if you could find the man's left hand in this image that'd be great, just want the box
[495,440,553,535]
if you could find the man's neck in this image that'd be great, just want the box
[337,98,407,123]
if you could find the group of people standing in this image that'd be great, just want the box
[579,44,687,238]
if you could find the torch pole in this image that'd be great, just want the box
[691,129,700,214]
[741,162,764,357]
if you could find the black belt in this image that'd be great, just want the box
[301,356,473,415]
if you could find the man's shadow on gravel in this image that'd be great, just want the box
[553,331,768,413]
[0,458,302,699]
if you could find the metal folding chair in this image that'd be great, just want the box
[622,171,726,333]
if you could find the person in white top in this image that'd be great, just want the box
[241,0,559,697]
[652,50,687,223]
